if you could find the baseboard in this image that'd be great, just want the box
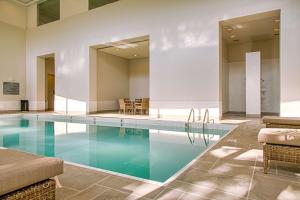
[246,114,261,118]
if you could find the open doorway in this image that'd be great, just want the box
[220,10,280,118]
[36,53,55,111]
[91,36,150,114]
[45,57,55,111]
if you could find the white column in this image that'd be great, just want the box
[246,52,261,117]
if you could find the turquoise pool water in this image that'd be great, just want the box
[0,118,228,182]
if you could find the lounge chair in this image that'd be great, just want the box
[0,148,63,199]
[262,116,300,128]
[258,128,300,173]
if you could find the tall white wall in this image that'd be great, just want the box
[24,0,300,117]
[221,38,229,114]
[60,0,88,19]
[0,21,26,111]
[0,0,27,28]
[97,51,129,111]
[129,58,149,99]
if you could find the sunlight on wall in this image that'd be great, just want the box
[281,101,300,117]
[54,95,86,114]
[67,98,86,113]
[55,95,67,113]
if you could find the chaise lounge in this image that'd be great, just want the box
[0,148,63,200]
[259,116,300,174]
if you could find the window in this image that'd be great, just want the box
[37,0,60,26]
[89,0,120,10]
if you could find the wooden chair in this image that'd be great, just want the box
[134,98,149,115]
[119,99,133,114]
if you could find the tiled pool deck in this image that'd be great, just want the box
[54,118,300,200]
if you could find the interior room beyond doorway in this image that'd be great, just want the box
[95,36,150,114]
[221,10,280,117]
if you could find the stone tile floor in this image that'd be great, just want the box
[56,119,300,200]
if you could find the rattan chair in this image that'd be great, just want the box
[258,128,300,174]
[134,98,149,115]
[119,99,133,114]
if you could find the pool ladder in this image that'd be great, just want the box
[186,108,215,145]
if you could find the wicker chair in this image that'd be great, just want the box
[0,149,63,200]
[258,128,300,174]
[134,98,149,115]
[263,116,300,129]
[119,99,133,114]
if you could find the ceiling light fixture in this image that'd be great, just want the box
[274,19,280,23]
[230,35,236,38]
[226,27,233,32]
[273,28,279,32]
[235,24,243,29]
[133,54,137,57]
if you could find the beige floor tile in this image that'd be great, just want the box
[58,165,109,191]
[93,189,146,200]
[68,184,108,200]
[174,168,250,197]
[55,186,79,200]
[191,160,216,171]
[98,175,161,197]
[142,186,166,199]
[207,160,254,180]
[179,192,246,200]
[154,188,184,200]
[248,173,300,200]
[166,180,245,200]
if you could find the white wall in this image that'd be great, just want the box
[97,51,129,111]
[60,0,88,19]
[0,21,26,111]
[129,58,149,99]
[0,0,27,28]
[25,0,300,118]
[221,37,229,114]
[227,39,280,113]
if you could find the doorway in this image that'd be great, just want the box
[220,10,280,117]
[91,36,150,113]
[45,57,55,111]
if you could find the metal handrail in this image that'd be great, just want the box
[203,109,209,123]
[202,109,215,146]
[187,108,195,123]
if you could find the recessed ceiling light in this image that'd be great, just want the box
[235,24,243,29]
[274,19,280,23]
[133,54,137,57]
[230,34,236,38]
[226,27,233,32]
[273,28,279,32]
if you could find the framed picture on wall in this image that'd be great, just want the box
[3,82,19,95]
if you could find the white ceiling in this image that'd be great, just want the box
[222,10,280,44]
[97,36,149,60]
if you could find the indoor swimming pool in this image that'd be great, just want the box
[0,117,230,182]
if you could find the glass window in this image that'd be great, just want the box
[38,0,60,26]
[89,0,120,10]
